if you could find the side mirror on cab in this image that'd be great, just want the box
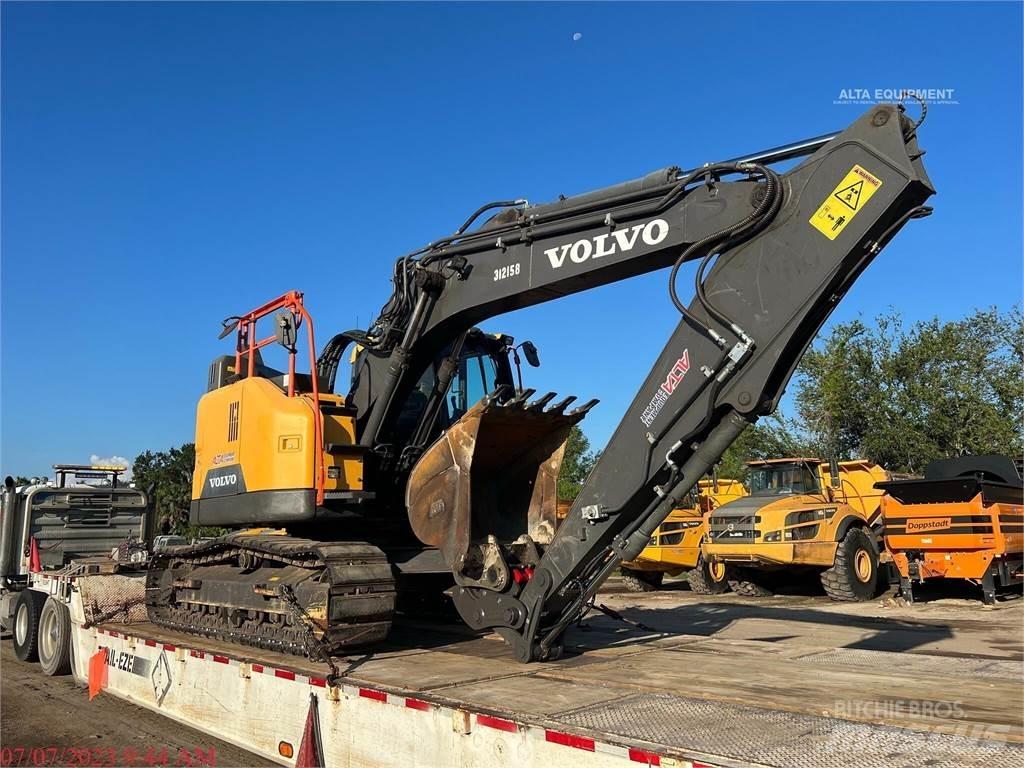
[828,457,841,489]
[521,340,540,368]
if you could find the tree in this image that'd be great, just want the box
[558,425,598,501]
[794,307,1022,474]
[133,444,197,534]
[716,414,816,480]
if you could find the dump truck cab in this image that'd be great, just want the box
[620,478,746,593]
[703,458,889,600]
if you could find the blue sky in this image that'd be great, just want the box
[2,2,1021,477]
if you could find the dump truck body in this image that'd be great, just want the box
[878,455,1023,604]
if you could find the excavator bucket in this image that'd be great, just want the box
[406,388,597,575]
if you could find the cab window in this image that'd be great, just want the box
[445,353,499,424]
[747,464,819,496]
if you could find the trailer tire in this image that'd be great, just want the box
[728,568,774,597]
[12,589,46,663]
[621,568,663,592]
[687,556,731,595]
[821,528,878,602]
[38,597,72,676]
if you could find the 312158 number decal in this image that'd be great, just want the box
[494,263,521,282]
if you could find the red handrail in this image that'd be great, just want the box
[228,290,325,505]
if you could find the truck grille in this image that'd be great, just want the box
[709,514,760,542]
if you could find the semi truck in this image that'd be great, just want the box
[0,465,151,672]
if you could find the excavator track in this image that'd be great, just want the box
[146,533,396,657]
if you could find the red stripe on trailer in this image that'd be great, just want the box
[274,669,296,681]
[309,677,327,688]
[628,748,662,765]
[144,639,157,647]
[477,715,518,733]
[251,663,264,673]
[190,650,204,659]
[107,631,119,638]
[545,730,596,752]
[359,688,387,703]
[212,655,229,664]
[162,644,176,652]
[404,698,430,711]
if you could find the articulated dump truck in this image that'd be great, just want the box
[878,455,1023,605]
[620,478,746,593]
[144,102,934,663]
[703,458,889,600]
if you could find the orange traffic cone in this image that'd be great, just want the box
[295,692,324,768]
[28,536,42,573]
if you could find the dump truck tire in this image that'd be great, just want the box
[621,568,663,592]
[821,527,878,602]
[38,598,72,676]
[12,589,46,663]
[687,555,731,595]
[728,568,774,597]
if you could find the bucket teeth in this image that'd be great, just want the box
[546,395,577,415]
[485,384,514,406]
[527,392,557,412]
[568,398,600,417]
[503,388,536,408]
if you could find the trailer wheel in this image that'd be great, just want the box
[12,589,46,662]
[621,568,663,592]
[38,597,72,676]
[687,555,731,595]
[821,528,878,602]
[728,568,774,597]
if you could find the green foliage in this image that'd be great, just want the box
[133,444,200,535]
[558,425,598,501]
[794,307,1022,474]
[717,414,816,480]
[12,476,33,486]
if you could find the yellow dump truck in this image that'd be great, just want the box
[703,458,889,600]
[620,478,746,593]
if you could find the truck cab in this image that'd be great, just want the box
[1,465,151,671]
[703,458,889,600]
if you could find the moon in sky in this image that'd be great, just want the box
[572,32,582,41]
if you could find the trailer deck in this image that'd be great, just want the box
[68,575,1023,768]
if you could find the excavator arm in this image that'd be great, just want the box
[354,103,934,661]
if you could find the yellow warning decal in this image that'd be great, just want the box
[809,164,883,240]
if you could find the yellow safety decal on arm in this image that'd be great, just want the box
[809,165,883,240]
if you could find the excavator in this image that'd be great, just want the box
[147,102,934,663]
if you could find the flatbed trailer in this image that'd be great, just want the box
[18,568,1024,768]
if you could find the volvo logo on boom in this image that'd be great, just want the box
[544,219,670,269]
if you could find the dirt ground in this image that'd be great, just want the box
[1,577,1021,767]
[0,637,275,767]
